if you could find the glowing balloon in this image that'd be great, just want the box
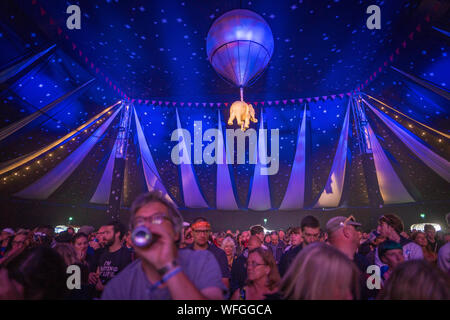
[206,9,274,90]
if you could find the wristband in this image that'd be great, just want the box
[149,266,182,292]
[157,260,179,276]
[162,266,182,283]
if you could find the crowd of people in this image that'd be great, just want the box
[0,190,449,300]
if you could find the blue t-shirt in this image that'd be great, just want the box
[101,248,226,300]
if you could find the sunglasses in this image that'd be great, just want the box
[340,215,357,227]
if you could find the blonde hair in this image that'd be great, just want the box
[280,242,360,300]
[378,260,450,300]
[221,236,236,256]
[53,243,79,266]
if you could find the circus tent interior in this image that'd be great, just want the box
[0,0,449,231]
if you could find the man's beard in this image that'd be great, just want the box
[105,238,115,247]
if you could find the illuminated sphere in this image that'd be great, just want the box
[206,9,274,88]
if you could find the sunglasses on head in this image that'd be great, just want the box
[340,215,356,227]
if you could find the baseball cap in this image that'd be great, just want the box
[78,225,95,235]
[378,240,403,257]
[2,228,15,236]
[326,215,362,234]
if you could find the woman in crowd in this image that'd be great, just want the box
[73,233,89,263]
[54,241,93,299]
[279,242,360,300]
[264,234,271,247]
[411,231,438,263]
[377,259,450,300]
[215,232,226,248]
[231,247,280,300]
[221,236,237,272]
[73,232,99,271]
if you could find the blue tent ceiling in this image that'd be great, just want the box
[2,0,448,100]
[0,0,449,213]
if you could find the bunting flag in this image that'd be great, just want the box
[14,106,122,199]
[279,105,307,210]
[313,98,351,208]
[354,11,435,92]
[133,108,174,205]
[0,78,96,142]
[175,109,209,208]
[0,101,120,175]
[364,113,415,204]
[0,44,56,84]
[364,99,450,183]
[216,111,239,210]
[132,93,349,107]
[248,109,272,211]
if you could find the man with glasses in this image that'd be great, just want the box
[189,217,230,290]
[278,216,320,277]
[102,191,225,299]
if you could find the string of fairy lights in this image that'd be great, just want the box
[0,109,115,187]
[358,94,448,149]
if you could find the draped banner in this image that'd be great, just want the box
[0,78,96,142]
[365,115,415,204]
[0,44,56,84]
[14,106,122,199]
[314,98,351,208]
[279,105,306,210]
[248,110,272,211]
[89,136,118,204]
[0,101,121,175]
[216,111,239,210]
[365,99,450,183]
[175,109,209,208]
[133,108,174,204]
